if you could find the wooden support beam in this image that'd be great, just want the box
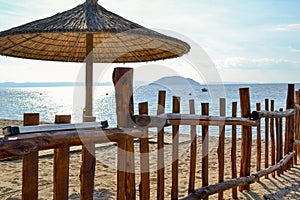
[54,115,71,200]
[22,113,39,200]
[80,116,96,200]
[138,102,150,200]
[85,33,93,116]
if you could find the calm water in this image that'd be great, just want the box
[0,83,299,137]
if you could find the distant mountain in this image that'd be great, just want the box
[150,76,202,87]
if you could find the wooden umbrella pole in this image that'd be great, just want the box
[85,33,93,117]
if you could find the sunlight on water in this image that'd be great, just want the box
[0,83,299,138]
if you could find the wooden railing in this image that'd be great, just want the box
[0,67,299,200]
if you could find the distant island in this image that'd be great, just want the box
[150,76,203,86]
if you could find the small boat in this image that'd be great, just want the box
[201,88,208,92]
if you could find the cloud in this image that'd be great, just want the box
[219,57,300,70]
[267,24,300,32]
[288,46,300,53]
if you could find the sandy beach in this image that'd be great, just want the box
[1,118,300,200]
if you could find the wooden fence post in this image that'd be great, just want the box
[295,91,300,162]
[188,100,197,194]
[112,67,136,200]
[278,108,284,175]
[54,115,71,200]
[22,113,40,200]
[285,84,295,169]
[265,99,269,179]
[201,103,209,200]
[256,103,261,182]
[239,88,252,191]
[157,90,166,200]
[231,102,238,198]
[171,96,180,200]
[218,98,226,200]
[138,102,150,200]
[80,116,96,200]
[270,100,276,178]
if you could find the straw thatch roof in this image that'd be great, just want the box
[0,0,190,63]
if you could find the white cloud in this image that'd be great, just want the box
[220,57,300,70]
[288,46,300,53]
[267,24,300,32]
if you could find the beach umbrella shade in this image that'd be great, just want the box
[0,0,190,116]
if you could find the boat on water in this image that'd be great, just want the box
[201,88,208,92]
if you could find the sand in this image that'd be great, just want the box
[1,118,300,200]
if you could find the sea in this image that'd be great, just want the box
[0,82,299,138]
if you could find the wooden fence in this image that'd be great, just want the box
[0,67,299,200]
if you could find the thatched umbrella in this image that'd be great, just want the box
[0,0,190,116]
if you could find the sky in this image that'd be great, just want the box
[0,0,300,83]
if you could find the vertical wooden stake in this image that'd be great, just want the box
[270,100,276,178]
[285,84,295,169]
[218,98,226,200]
[80,116,96,200]
[112,67,134,128]
[231,102,238,199]
[157,91,166,200]
[239,88,252,192]
[202,103,209,200]
[264,99,269,179]
[278,108,284,175]
[113,67,135,199]
[138,102,150,200]
[54,115,71,200]
[22,113,39,200]
[256,103,261,182]
[171,96,180,200]
[188,100,197,194]
[295,91,300,162]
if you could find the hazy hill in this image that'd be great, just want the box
[150,76,201,86]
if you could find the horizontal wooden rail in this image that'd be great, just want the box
[134,114,258,127]
[181,151,295,200]
[250,109,295,120]
[0,128,143,159]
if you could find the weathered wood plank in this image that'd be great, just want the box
[0,128,142,159]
